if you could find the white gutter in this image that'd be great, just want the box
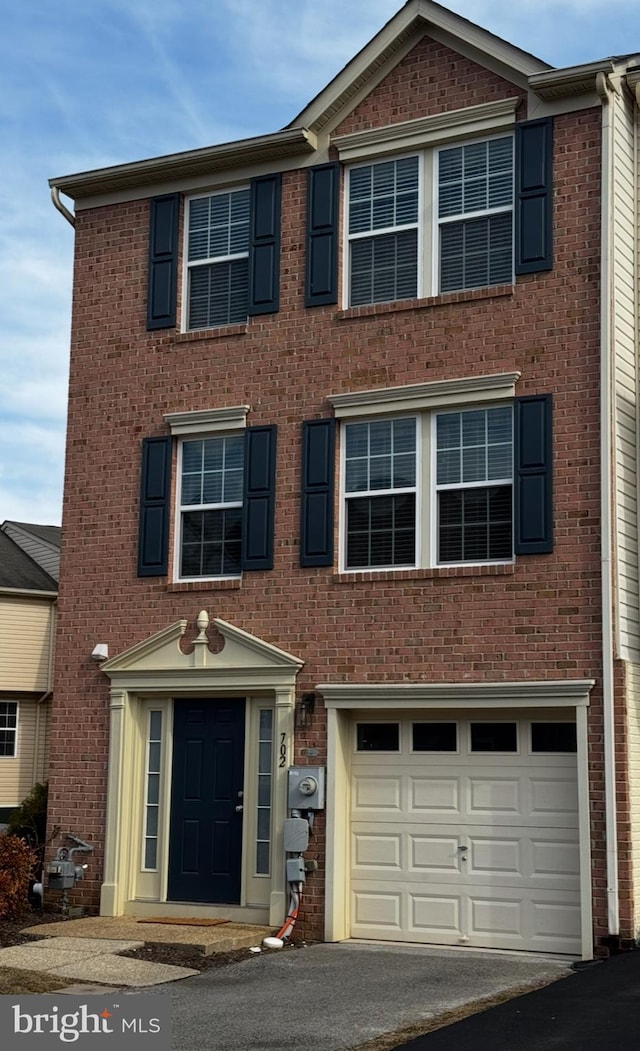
[596,70,619,938]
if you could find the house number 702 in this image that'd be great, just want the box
[279,733,287,768]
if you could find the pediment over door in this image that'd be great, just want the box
[101,612,303,694]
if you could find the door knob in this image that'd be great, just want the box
[235,804,244,813]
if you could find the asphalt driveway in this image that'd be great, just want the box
[143,941,572,1051]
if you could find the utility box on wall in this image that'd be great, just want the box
[288,766,325,809]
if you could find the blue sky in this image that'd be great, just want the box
[1,0,638,526]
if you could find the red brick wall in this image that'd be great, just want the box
[49,43,616,944]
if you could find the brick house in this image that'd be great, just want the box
[48,1,640,958]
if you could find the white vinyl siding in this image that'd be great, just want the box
[0,595,55,692]
[612,88,640,658]
[0,700,41,809]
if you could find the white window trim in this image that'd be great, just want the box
[329,372,520,419]
[173,431,245,583]
[165,406,249,436]
[429,404,514,568]
[0,701,18,759]
[340,413,421,573]
[333,374,521,575]
[344,153,422,309]
[333,97,520,163]
[342,122,516,306]
[182,186,250,334]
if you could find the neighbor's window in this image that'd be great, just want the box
[178,434,244,578]
[346,136,513,307]
[0,702,17,758]
[186,188,250,329]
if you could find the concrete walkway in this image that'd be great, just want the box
[2,917,272,988]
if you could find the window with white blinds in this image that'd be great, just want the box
[438,138,513,293]
[346,136,513,306]
[341,406,514,570]
[186,188,250,329]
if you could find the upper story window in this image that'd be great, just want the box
[186,188,250,329]
[346,135,514,307]
[342,405,513,571]
[177,433,244,579]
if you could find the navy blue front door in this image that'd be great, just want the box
[168,699,245,903]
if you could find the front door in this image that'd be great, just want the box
[168,699,245,903]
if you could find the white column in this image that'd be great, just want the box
[100,688,128,916]
[269,686,295,925]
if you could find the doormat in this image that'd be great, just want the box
[136,917,231,926]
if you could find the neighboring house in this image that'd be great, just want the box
[0,521,59,822]
[47,0,640,959]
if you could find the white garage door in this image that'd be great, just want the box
[350,715,581,954]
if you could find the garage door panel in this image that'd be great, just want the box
[350,715,580,954]
[353,832,402,871]
[352,890,402,930]
[410,835,461,874]
[409,776,460,813]
[410,892,462,937]
[468,778,520,814]
[353,775,401,811]
[529,778,578,817]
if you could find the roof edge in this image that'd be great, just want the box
[49,127,317,202]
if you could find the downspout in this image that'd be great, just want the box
[50,186,75,228]
[596,70,619,938]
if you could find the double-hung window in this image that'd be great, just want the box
[186,188,250,329]
[178,434,244,579]
[342,405,514,570]
[346,135,514,306]
[0,702,17,757]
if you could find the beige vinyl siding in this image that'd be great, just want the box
[0,595,55,692]
[36,699,51,785]
[626,662,640,934]
[0,700,41,808]
[613,87,640,658]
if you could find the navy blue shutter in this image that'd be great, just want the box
[514,395,553,554]
[515,118,553,274]
[300,419,335,566]
[138,436,172,576]
[242,426,277,570]
[248,175,281,315]
[147,194,179,330]
[305,163,339,307]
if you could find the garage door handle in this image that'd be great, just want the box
[457,845,468,851]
